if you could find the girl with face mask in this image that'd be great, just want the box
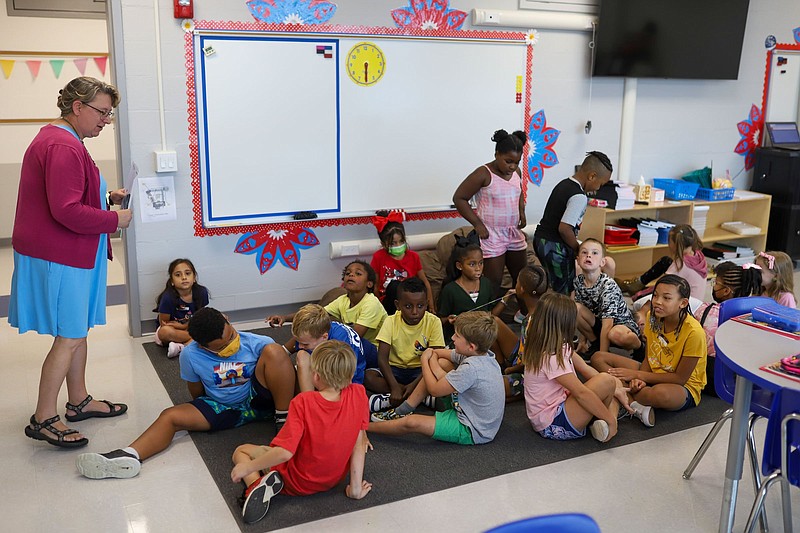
[693,262,762,396]
[370,210,435,315]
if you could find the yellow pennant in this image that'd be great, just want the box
[0,59,15,79]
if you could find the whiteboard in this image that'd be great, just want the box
[192,29,528,228]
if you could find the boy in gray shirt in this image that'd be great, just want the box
[369,311,505,445]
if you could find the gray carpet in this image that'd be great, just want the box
[143,326,729,532]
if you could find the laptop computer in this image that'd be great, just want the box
[765,122,800,150]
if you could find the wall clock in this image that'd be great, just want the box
[346,42,386,86]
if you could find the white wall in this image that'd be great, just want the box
[0,8,116,239]
[107,0,800,335]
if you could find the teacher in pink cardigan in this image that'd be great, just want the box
[10,77,133,448]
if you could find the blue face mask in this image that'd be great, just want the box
[388,243,407,257]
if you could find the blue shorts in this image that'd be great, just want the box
[673,387,697,412]
[538,402,586,440]
[391,365,422,385]
[533,237,575,295]
[189,378,275,431]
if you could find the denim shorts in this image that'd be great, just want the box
[538,402,586,440]
[673,387,697,412]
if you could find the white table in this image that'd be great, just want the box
[714,319,800,533]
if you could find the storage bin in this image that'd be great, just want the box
[695,187,735,201]
[652,178,700,201]
[752,302,800,333]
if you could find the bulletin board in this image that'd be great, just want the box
[761,43,800,124]
[186,22,531,236]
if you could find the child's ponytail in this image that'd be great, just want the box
[444,230,481,285]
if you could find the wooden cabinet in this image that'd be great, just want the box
[577,193,772,279]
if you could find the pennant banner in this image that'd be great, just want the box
[73,57,88,75]
[0,59,15,79]
[93,56,108,75]
[26,60,42,79]
[49,59,65,79]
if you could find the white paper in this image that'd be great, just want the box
[138,176,177,223]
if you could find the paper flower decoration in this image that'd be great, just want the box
[524,29,539,46]
[391,0,467,31]
[794,27,800,43]
[526,109,560,186]
[234,227,320,273]
[764,34,776,49]
[734,104,762,171]
[246,0,337,25]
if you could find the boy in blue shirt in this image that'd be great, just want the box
[534,151,613,295]
[280,303,367,390]
[75,307,296,479]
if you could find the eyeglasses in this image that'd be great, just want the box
[83,102,115,120]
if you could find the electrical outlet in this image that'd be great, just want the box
[155,150,178,173]
[341,244,359,256]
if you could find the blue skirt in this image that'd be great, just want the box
[9,236,108,338]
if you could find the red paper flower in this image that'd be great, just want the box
[391,0,467,31]
[734,104,762,171]
[235,227,320,273]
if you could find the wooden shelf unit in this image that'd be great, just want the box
[577,193,772,279]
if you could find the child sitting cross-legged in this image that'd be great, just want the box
[364,277,446,412]
[573,238,643,359]
[369,311,505,445]
[231,340,372,525]
[522,292,629,443]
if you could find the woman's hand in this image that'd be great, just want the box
[116,209,133,229]
[109,188,128,206]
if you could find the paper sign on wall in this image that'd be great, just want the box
[138,176,177,223]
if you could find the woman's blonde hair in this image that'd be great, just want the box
[57,76,120,117]
[310,340,356,390]
[521,292,576,374]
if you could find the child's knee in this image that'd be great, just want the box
[296,350,311,369]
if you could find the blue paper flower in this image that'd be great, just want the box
[391,0,467,31]
[246,0,337,25]
[526,109,560,186]
[734,104,762,171]
[794,27,800,43]
[235,227,320,273]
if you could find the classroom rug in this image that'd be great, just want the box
[143,326,729,532]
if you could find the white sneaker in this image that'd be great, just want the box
[167,342,184,359]
[630,401,655,427]
[76,449,141,479]
[590,420,609,442]
[369,393,390,413]
[513,310,525,324]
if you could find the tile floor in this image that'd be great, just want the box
[1,242,799,532]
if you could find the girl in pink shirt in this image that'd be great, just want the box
[521,293,628,442]
[756,251,797,308]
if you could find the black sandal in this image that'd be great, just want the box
[65,395,128,422]
[24,414,88,448]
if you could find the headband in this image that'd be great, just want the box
[758,251,775,270]
[371,210,405,233]
[454,229,480,248]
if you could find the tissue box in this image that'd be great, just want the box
[649,188,665,204]
[634,184,651,202]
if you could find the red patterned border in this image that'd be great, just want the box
[186,22,527,237]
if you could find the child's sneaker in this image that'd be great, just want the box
[242,471,284,524]
[166,342,184,359]
[630,401,655,427]
[513,310,526,324]
[590,420,609,442]
[371,408,407,422]
[76,449,141,479]
[368,393,390,413]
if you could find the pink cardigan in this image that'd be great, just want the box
[12,125,118,269]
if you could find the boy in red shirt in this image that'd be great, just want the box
[231,340,372,524]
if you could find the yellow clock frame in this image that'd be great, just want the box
[346,42,386,86]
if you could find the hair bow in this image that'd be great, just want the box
[742,263,762,270]
[454,229,480,248]
[371,210,406,233]
[758,251,775,270]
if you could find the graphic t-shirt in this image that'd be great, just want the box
[179,331,274,407]
[293,322,367,384]
[376,311,445,368]
[370,248,423,301]
[157,286,209,322]
[324,293,387,346]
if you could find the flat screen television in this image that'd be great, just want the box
[592,0,750,80]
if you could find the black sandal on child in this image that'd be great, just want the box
[24,414,88,448]
[65,395,128,422]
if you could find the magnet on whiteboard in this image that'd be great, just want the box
[203,45,216,57]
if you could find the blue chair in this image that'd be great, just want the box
[744,388,800,533]
[682,296,775,530]
[484,513,601,533]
